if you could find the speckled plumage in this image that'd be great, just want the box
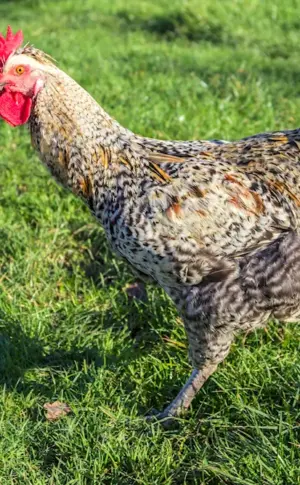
[5,45,300,420]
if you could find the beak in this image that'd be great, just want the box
[0,81,6,93]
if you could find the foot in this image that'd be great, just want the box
[145,408,178,428]
[145,365,218,426]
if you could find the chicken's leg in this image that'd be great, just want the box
[149,312,234,424]
[154,363,218,422]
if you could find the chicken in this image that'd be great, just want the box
[0,26,299,422]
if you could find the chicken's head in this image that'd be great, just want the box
[0,26,46,127]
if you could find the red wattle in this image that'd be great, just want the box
[0,90,32,126]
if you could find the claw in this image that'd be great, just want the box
[145,408,178,428]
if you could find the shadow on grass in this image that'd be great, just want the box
[0,311,99,393]
[0,313,43,386]
[0,289,172,399]
[116,8,234,45]
[0,0,42,20]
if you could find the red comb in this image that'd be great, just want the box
[0,26,23,68]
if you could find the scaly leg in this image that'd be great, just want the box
[156,363,218,420]
[148,280,237,424]
[148,326,234,425]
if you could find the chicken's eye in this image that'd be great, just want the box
[15,65,25,75]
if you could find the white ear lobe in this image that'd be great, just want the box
[33,78,44,96]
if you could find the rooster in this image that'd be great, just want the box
[0,26,299,422]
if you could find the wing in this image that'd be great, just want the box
[140,132,300,286]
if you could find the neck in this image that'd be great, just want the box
[29,68,148,204]
[30,68,136,149]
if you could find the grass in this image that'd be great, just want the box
[0,0,299,483]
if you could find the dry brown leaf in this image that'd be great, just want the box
[43,401,72,421]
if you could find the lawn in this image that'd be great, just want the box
[0,0,299,483]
